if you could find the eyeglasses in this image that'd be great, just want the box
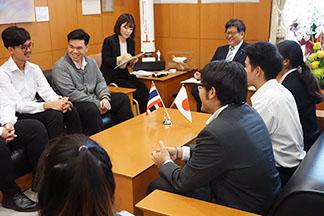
[17,42,34,51]
[225,31,239,36]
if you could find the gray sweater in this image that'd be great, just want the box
[52,53,111,107]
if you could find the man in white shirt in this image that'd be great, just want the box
[0,26,82,138]
[149,61,281,215]
[192,19,248,111]
[0,90,48,212]
[244,42,305,186]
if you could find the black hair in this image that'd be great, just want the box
[67,29,90,45]
[225,19,246,33]
[277,40,323,103]
[200,60,247,106]
[244,42,283,80]
[114,13,135,38]
[37,134,115,216]
[1,26,31,49]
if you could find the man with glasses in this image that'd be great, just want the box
[52,29,133,135]
[192,19,248,111]
[149,61,281,215]
[0,26,82,139]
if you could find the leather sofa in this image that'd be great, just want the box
[268,132,324,216]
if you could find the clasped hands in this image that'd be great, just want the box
[43,96,73,113]
[151,140,181,166]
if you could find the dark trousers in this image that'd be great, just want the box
[148,177,212,202]
[16,110,64,139]
[0,119,48,198]
[110,75,149,113]
[74,101,105,136]
[276,166,298,187]
[191,84,202,112]
[74,93,133,135]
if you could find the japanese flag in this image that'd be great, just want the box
[174,85,192,123]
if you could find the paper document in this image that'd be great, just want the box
[131,70,154,77]
[114,53,145,69]
[181,77,200,85]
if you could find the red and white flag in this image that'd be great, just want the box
[174,85,192,122]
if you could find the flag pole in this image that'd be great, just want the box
[152,81,172,125]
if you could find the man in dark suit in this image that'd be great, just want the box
[149,61,281,215]
[192,19,247,111]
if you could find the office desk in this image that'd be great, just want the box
[91,108,209,215]
[139,71,194,107]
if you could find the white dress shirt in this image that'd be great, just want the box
[0,57,59,114]
[251,79,305,168]
[225,40,244,62]
[0,89,17,136]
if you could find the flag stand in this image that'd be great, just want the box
[152,81,172,125]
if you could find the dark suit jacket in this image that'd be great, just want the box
[282,70,321,151]
[160,103,281,215]
[211,42,248,66]
[100,34,135,82]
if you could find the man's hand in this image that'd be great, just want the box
[60,97,73,113]
[166,147,182,160]
[151,140,171,166]
[44,97,73,113]
[1,123,17,143]
[99,98,111,115]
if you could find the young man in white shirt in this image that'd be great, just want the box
[0,26,82,139]
[0,90,48,212]
[244,42,305,186]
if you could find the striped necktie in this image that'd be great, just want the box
[225,46,235,61]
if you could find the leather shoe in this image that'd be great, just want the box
[2,193,38,212]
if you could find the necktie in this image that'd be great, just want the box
[225,46,235,61]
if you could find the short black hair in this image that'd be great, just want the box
[200,60,247,106]
[244,42,283,80]
[113,13,135,38]
[225,19,246,33]
[1,26,31,49]
[67,29,90,45]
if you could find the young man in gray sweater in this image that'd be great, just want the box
[52,29,133,135]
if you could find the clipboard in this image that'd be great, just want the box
[114,52,145,69]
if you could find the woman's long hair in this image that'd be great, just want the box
[277,40,323,103]
[37,134,115,216]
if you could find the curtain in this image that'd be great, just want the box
[269,0,287,43]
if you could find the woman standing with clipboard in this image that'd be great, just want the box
[101,13,149,113]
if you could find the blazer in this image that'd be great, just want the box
[282,69,321,151]
[211,42,248,66]
[159,103,281,215]
[100,34,135,82]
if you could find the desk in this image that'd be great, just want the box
[136,190,259,216]
[91,108,209,215]
[139,71,194,107]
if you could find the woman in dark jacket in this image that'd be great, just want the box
[101,13,149,113]
[277,40,323,151]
